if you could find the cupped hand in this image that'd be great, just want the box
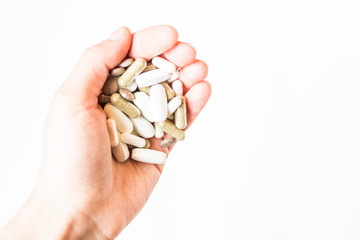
[29,26,211,239]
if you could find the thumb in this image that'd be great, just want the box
[59,27,132,107]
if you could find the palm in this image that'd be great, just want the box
[38,25,211,239]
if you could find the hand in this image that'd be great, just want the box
[0,25,211,240]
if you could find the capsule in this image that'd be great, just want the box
[112,130,130,162]
[131,148,167,164]
[142,61,158,72]
[150,84,168,122]
[111,93,141,119]
[104,103,133,133]
[157,120,185,141]
[120,133,146,148]
[152,56,176,73]
[106,119,119,147]
[118,58,147,87]
[175,96,187,129]
[136,69,171,87]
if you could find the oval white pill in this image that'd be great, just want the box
[167,96,182,116]
[152,57,176,73]
[112,131,130,162]
[136,69,171,87]
[131,148,167,164]
[120,133,146,148]
[130,116,155,138]
[172,80,183,96]
[150,84,168,122]
[104,104,133,133]
[132,92,154,122]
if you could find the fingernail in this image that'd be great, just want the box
[108,26,129,41]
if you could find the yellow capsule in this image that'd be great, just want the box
[175,96,187,129]
[138,86,150,95]
[157,120,185,141]
[118,58,147,87]
[111,93,141,119]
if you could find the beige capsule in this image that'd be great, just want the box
[112,130,130,162]
[156,120,185,141]
[118,58,147,87]
[106,119,119,147]
[111,93,141,119]
[175,96,187,129]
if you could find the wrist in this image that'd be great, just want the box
[0,193,108,240]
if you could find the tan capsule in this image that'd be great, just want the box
[160,137,177,148]
[142,61,158,72]
[98,92,111,104]
[175,96,187,129]
[110,67,125,77]
[157,120,185,141]
[168,113,174,120]
[161,82,175,101]
[111,93,141,119]
[138,86,150,95]
[119,88,135,101]
[118,58,147,87]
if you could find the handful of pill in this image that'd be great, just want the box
[98,56,187,164]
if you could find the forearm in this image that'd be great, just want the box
[0,194,108,240]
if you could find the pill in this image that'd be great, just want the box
[131,148,167,164]
[106,119,119,147]
[175,96,187,130]
[152,56,176,73]
[102,78,119,95]
[98,92,111,104]
[104,103,133,133]
[119,88,135,101]
[150,84,168,122]
[118,58,134,68]
[121,81,138,92]
[142,61,158,72]
[112,130,130,162]
[160,137,177,148]
[120,133,146,148]
[111,93,141,119]
[110,67,125,77]
[157,120,185,141]
[118,58,147,87]
[132,92,154,122]
[135,69,171,87]
[172,80,183,96]
[155,123,164,138]
[139,82,174,101]
[130,116,155,139]
[168,71,180,83]
[167,96,182,117]
[168,113,174,120]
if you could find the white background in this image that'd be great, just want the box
[1,0,360,239]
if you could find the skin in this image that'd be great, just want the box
[0,25,211,240]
